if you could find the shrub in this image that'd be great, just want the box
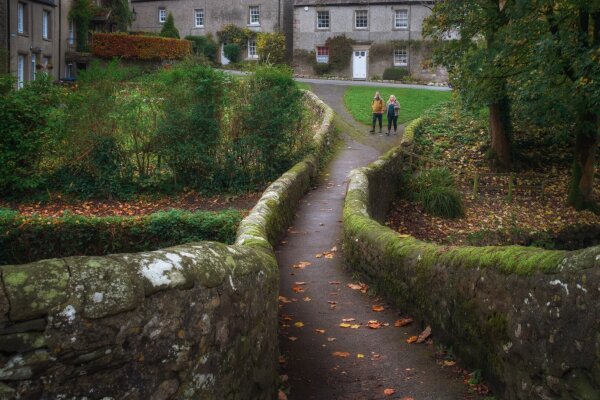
[217,24,254,48]
[383,67,410,81]
[223,43,241,63]
[324,35,354,72]
[70,0,93,51]
[313,63,330,76]
[257,32,286,64]
[160,13,180,38]
[92,33,191,60]
[0,208,243,265]
[185,35,218,62]
[411,168,465,218]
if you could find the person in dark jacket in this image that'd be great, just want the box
[386,95,400,135]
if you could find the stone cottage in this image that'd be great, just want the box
[130,0,286,64]
[292,0,447,81]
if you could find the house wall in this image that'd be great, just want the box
[1,0,8,72]
[8,0,61,82]
[293,2,447,82]
[131,0,281,62]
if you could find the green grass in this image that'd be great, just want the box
[296,82,312,91]
[343,86,452,125]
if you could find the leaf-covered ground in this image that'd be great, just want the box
[0,191,261,217]
[386,103,600,248]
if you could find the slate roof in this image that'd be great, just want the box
[294,0,433,6]
[31,0,56,7]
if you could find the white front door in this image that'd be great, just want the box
[352,50,367,80]
[221,44,230,65]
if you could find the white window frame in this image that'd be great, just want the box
[17,2,25,34]
[66,62,73,79]
[249,6,260,26]
[394,47,408,67]
[158,8,167,24]
[17,54,25,88]
[68,19,75,45]
[355,10,368,29]
[42,10,50,40]
[31,54,36,80]
[317,11,330,30]
[194,9,204,27]
[394,9,408,29]
[316,46,329,64]
[248,39,258,59]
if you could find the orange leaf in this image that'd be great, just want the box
[372,305,384,312]
[292,286,305,293]
[417,326,432,343]
[367,320,381,329]
[394,318,414,327]
[406,336,418,344]
[384,388,396,396]
[332,351,350,358]
[315,329,325,334]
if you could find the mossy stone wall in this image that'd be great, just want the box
[343,118,600,400]
[0,91,335,399]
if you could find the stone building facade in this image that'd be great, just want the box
[293,0,447,82]
[130,0,286,63]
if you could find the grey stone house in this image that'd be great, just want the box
[293,0,447,81]
[130,0,287,64]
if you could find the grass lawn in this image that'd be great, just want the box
[344,87,453,125]
[296,82,312,91]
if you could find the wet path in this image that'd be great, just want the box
[275,84,470,399]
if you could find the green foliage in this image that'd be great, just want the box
[343,86,452,125]
[324,35,354,71]
[217,24,255,47]
[185,35,218,62]
[0,208,242,265]
[106,0,132,31]
[0,74,62,195]
[313,63,330,76]
[256,32,286,64]
[69,0,94,51]
[382,68,409,81]
[155,64,224,187]
[223,44,241,63]
[411,168,465,219]
[160,13,179,38]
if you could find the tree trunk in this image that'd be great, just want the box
[488,99,512,171]
[568,112,598,210]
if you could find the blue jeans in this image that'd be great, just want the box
[372,113,382,130]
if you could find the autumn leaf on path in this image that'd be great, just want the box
[357,354,365,358]
[292,286,305,293]
[278,355,286,364]
[406,336,418,344]
[342,318,355,322]
[417,326,432,343]
[372,305,384,312]
[294,281,307,285]
[292,261,311,269]
[278,296,292,303]
[315,329,325,334]
[347,282,369,293]
[294,322,305,328]
[442,360,456,367]
[303,297,311,302]
[315,253,323,258]
[350,324,360,329]
[327,337,336,342]
[339,323,351,328]
[288,336,298,341]
[332,351,350,358]
[384,388,396,396]
[367,320,381,329]
[394,318,414,327]
[329,281,341,285]
[282,314,293,321]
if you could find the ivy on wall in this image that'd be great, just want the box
[217,24,256,48]
[324,35,355,71]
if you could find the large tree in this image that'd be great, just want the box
[424,0,515,170]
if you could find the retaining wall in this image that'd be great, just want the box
[343,118,600,400]
[0,91,335,400]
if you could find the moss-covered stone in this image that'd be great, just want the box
[1,259,70,321]
[0,332,46,353]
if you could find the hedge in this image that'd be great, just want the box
[382,67,409,81]
[0,208,242,265]
[92,33,192,61]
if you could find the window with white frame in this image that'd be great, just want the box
[68,19,75,45]
[355,10,368,29]
[194,9,204,27]
[17,55,25,88]
[317,11,329,29]
[249,6,260,25]
[42,56,51,71]
[42,11,50,39]
[17,2,26,34]
[158,8,166,23]
[31,54,36,81]
[248,39,258,59]
[316,46,329,63]
[394,9,408,29]
[394,47,408,66]
[66,62,74,79]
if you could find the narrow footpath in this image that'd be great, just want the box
[276,84,471,399]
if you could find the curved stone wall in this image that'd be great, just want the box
[343,118,600,400]
[0,91,335,400]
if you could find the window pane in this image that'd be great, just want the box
[248,39,258,58]
[317,11,329,29]
[18,55,25,88]
[42,11,49,39]
[316,46,329,63]
[394,47,408,66]
[395,10,408,29]
[355,10,368,28]
[195,9,204,27]
[250,6,260,24]
[159,9,166,23]
[17,3,24,33]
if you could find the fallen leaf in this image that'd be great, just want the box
[324,252,335,259]
[384,388,396,396]
[342,318,355,322]
[339,323,351,328]
[278,296,291,303]
[329,281,341,285]
[367,320,381,329]
[278,355,286,364]
[292,261,311,269]
[357,353,365,358]
[294,281,307,285]
[417,326,432,343]
[350,324,361,329]
[400,397,415,400]
[406,336,418,344]
[292,286,305,293]
[332,351,350,358]
[282,314,293,321]
[303,297,311,302]
[327,301,337,305]
[288,336,298,341]
[443,360,456,367]
[315,253,323,258]
[394,318,414,327]
[327,337,336,342]
[372,305,384,312]
[315,329,326,334]
[294,322,305,328]
[330,246,338,252]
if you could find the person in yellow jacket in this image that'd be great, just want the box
[370,91,385,134]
